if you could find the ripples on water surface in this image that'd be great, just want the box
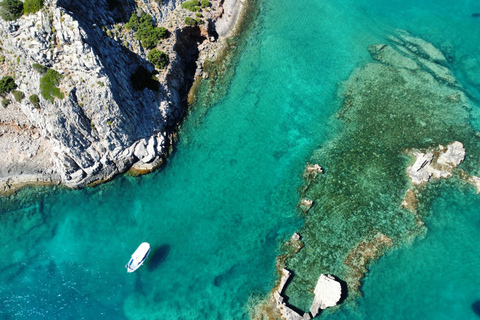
[1,0,480,319]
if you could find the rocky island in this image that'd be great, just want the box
[0,0,246,193]
[254,30,480,319]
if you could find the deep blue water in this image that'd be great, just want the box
[1,0,480,319]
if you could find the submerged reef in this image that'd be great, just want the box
[256,30,480,319]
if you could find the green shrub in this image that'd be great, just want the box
[195,13,202,17]
[147,49,169,69]
[23,0,43,14]
[12,90,24,102]
[29,94,40,108]
[137,26,168,49]
[200,0,210,7]
[126,13,169,49]
[125,12,141,30]
[40,69,64,102]
[2,98,10,108]
[0,76,16,96]
[185,17,202,26]
[0,0,23,21]
[32,63,47,74]
[131,66,159,91]
[181,0,201,12]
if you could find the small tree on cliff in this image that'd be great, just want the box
[40,69,64,102]
[0,0,23,21]
[147,49,169,70]
[29,94,40,108]
[23,0,44,15]
[0,76,17,97]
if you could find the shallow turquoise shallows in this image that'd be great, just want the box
[2,0,480,319]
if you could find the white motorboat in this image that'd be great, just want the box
[125,242,151,273]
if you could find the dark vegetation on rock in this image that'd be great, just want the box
[0,0,23,21]
[40,69,64,102]
[12,90,24,102]
[181,0,210,12]
[0,76,16,96]
[29,94,40,108]
[126,12,169,49]
[2,98,10,108]
[147,49,169,69]
[0,0,43,21]
[23,0,44,15]
[185,16,203,26]
[32,63,48,74]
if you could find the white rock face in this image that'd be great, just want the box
[437,141,465,167]
[468,176,480,194]
[273,269,342,320]
[406,142,465,185]
[0,0,191,188]
[215,0,244,38]
[310,274,342,317]
[407,151,435,184]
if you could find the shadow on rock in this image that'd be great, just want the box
[331,275,348,305]
[147,244,171,271]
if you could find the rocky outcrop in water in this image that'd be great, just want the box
[269,269,342,320]
[406,141,465,185]
[257,30,480,319]
[0,0,243,192]
[401,141,480,211]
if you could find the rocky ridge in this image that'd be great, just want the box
[0,0,244,192]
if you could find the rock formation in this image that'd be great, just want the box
[406,141,465,185]
[258,29,480,319]
[309,274,342,317]
[271,269,342,320]
[402,141,480,210]
[0,0,244,192]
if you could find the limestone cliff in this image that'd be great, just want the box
[0,0,243,191]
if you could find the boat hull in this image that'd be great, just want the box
[126,242,151,273]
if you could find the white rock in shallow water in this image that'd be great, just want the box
[406,151,434,184]
[134,139,148,160]
[468,176,480,194]
[406,142,466,185]
[310,274,342,317]
[273,270,342,320]
[437,141,465,167]
[139,136,157,164]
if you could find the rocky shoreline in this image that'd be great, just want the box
[0,0,247,195]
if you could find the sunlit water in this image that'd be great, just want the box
[1,0,480,319]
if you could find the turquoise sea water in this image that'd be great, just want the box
[1,0,480,319]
